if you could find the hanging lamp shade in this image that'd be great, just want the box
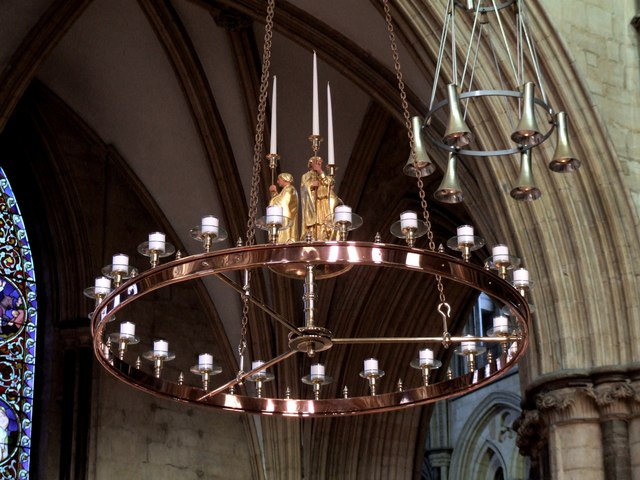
[434,152,464,203]
[404,116,436,177]
[511,82,543,146]
[510,148,541,201]
[549,112,581,172]
[443,84,474,148]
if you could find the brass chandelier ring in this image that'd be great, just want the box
[91,241,530,416]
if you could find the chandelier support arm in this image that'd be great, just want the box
[332,336,519,345]
[215,273,300,335]
[491,0,519,85]
[198,349,298,401]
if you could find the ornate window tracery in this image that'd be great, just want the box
[0,167,36,478]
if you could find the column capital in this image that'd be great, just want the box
[584,380,633,419]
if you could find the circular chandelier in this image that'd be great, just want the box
[84,0,537,417]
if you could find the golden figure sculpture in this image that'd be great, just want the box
[269,172,299,243]
[300,157,341,240]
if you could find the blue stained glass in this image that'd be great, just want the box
[0,168,36,478]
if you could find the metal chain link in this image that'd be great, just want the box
[238,0,276,368]
[246,0,275,247]
[383,0,447,307]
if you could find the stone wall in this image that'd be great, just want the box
[540,0,640,214]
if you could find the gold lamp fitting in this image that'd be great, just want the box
[511,82,543,146]
[443,84,474,148]
[510,148,541,201]
[404,116,435,177]
[550,111,581,172]
[434,152,464,203]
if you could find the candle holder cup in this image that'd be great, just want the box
[190,226,228,253]
[138,240,176,268]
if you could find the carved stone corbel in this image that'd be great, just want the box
[514,409,546,458]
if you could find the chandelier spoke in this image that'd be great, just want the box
[214,273,300,335]
[198,349,298,402]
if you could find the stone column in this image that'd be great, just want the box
[518,371,640,480]
[585,378,633,480]
[428,449,452,480]
[536,387,604,480]
[629,374,640,478]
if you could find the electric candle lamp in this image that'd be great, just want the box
[419,348,434,366]
[112,254,129,272]
[252,360,266,373]
[461,341,476,353]
[457,225,474,244]
[120,321,135,337]
[94,277,111,295]
[492,245,509,263]
[148,232,166,252]
[270,76,277,154]
[154,340,169,356]
[335,205,352,223]
[400,211,418,230]
[493,316,509,334]
[201,216,219,235]
[266,205,283,225]
[513,268,529,285]
[199,353,214,369]
[327,82,335,165]
[312,52,319,136]
[364,358,378,373]
[310,363,325,377]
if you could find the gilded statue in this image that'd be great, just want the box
[268,172,299,243]
[300,157,341,240]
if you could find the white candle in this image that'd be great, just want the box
[120,321,136,336]
[457,225,474,244]
[201,215,219,235]
[327,82,335,165]
[252,360,266,373]
[112,254,129,272]
[266,205,283,225]
[335,205,352,223]
[94,276,111,295]
[513,268,529,285]
[419,348,434,366]
[199,353,214,369]
[364,358,378,372]
[493,315,509,333]
[461,341,476,353]
[400,211,418,230]
[310,363,325,377]
[493,244,509,263]
[270,76,277,154]
[153,340,169,355]
[312,52,319,135]
[148,232,166,252]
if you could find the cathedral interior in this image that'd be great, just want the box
[0,0,639,479]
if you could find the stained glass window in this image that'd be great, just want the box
[0,167,36,478]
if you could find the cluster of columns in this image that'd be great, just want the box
[516,367,640,480]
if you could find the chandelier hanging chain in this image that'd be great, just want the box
[245,0,275,247]
[383,0,448,309]
[237,0,276,368]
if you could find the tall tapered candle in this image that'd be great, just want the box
[270,76,277,154]
[312,52,319,135]
[327,82,335,165]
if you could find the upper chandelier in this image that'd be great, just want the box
[408,0,581,203]
[83,0,541,416]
